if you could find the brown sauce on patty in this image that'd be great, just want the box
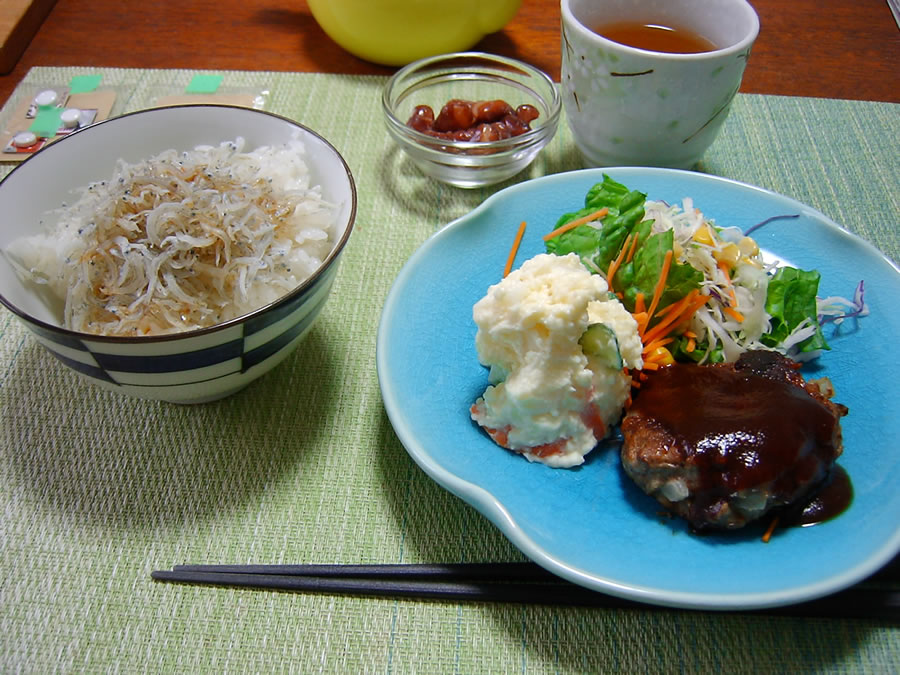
[781,464,853,527]
[625,351,851,529]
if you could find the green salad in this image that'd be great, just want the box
[543,175,865,365]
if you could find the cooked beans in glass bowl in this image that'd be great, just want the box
[382,52,561,188]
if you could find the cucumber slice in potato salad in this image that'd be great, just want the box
[579,323,623,369]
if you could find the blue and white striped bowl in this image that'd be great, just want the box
[0,105,356,403]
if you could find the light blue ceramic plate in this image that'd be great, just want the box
[376,168,900,610]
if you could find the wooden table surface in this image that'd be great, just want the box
[1,0,899,106]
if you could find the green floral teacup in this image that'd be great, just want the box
[561,0,759,169]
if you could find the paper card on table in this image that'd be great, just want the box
[66,90,117,120]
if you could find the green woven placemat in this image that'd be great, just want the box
[1,67,898,673]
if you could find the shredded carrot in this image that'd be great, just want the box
[641,291,709,347]
[625,230,641,262]
[657,288,700,322]
[717,260,739,305]
[642,249,674,333]
[634,292,646,315]
[642,336,674,356]
[643,355,667,368]
[723,305,745,323]
[631,312,649,332]
[542,207,609,241]
[761,516,780,543]
[503,221,527,278]
[654,296,684,318]
[683,329,697,339]
[685,337,696,353]
[612,238,710,374]
[642,292,708,346]
[606,233,632,291]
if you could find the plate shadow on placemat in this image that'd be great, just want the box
[374,396,526,561]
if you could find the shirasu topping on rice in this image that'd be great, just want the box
[4,137,336,336]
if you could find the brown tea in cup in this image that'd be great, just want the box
[593,21,717,54]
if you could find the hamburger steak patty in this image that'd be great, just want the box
[620,350,848,531]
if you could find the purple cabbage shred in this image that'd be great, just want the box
[819,280,867,325]
[743,213,800,236]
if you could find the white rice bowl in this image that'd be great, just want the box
[0,105,356,403]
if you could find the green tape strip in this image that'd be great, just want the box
[185,74,224,94]
[29,107,63,138]
[69,74,103,94]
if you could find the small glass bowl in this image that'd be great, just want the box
[382,52,561,188]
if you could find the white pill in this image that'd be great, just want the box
[12,131,38,148]
[34,90,59,107]
[61,108,81,127]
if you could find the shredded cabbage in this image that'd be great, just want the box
[639,199,868,363]
[642,199,770,362]
[5,137,336,336]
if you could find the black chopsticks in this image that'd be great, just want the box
[151,561,900,620]
[167,561,557,580]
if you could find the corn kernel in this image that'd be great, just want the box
[692,225,715,246]
[738,236,759,257]
[713,242,741,267]
[645,345,675,366]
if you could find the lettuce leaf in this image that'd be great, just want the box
[545,175,702,313]
[615,229,703,312]
[670,334,725,364]
[545,174,647,272]
[761,267,829,353]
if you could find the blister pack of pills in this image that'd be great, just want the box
[0,75,122,162]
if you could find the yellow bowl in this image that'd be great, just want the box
[307,0,522,66]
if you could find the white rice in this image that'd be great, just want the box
[4,137,336,336]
